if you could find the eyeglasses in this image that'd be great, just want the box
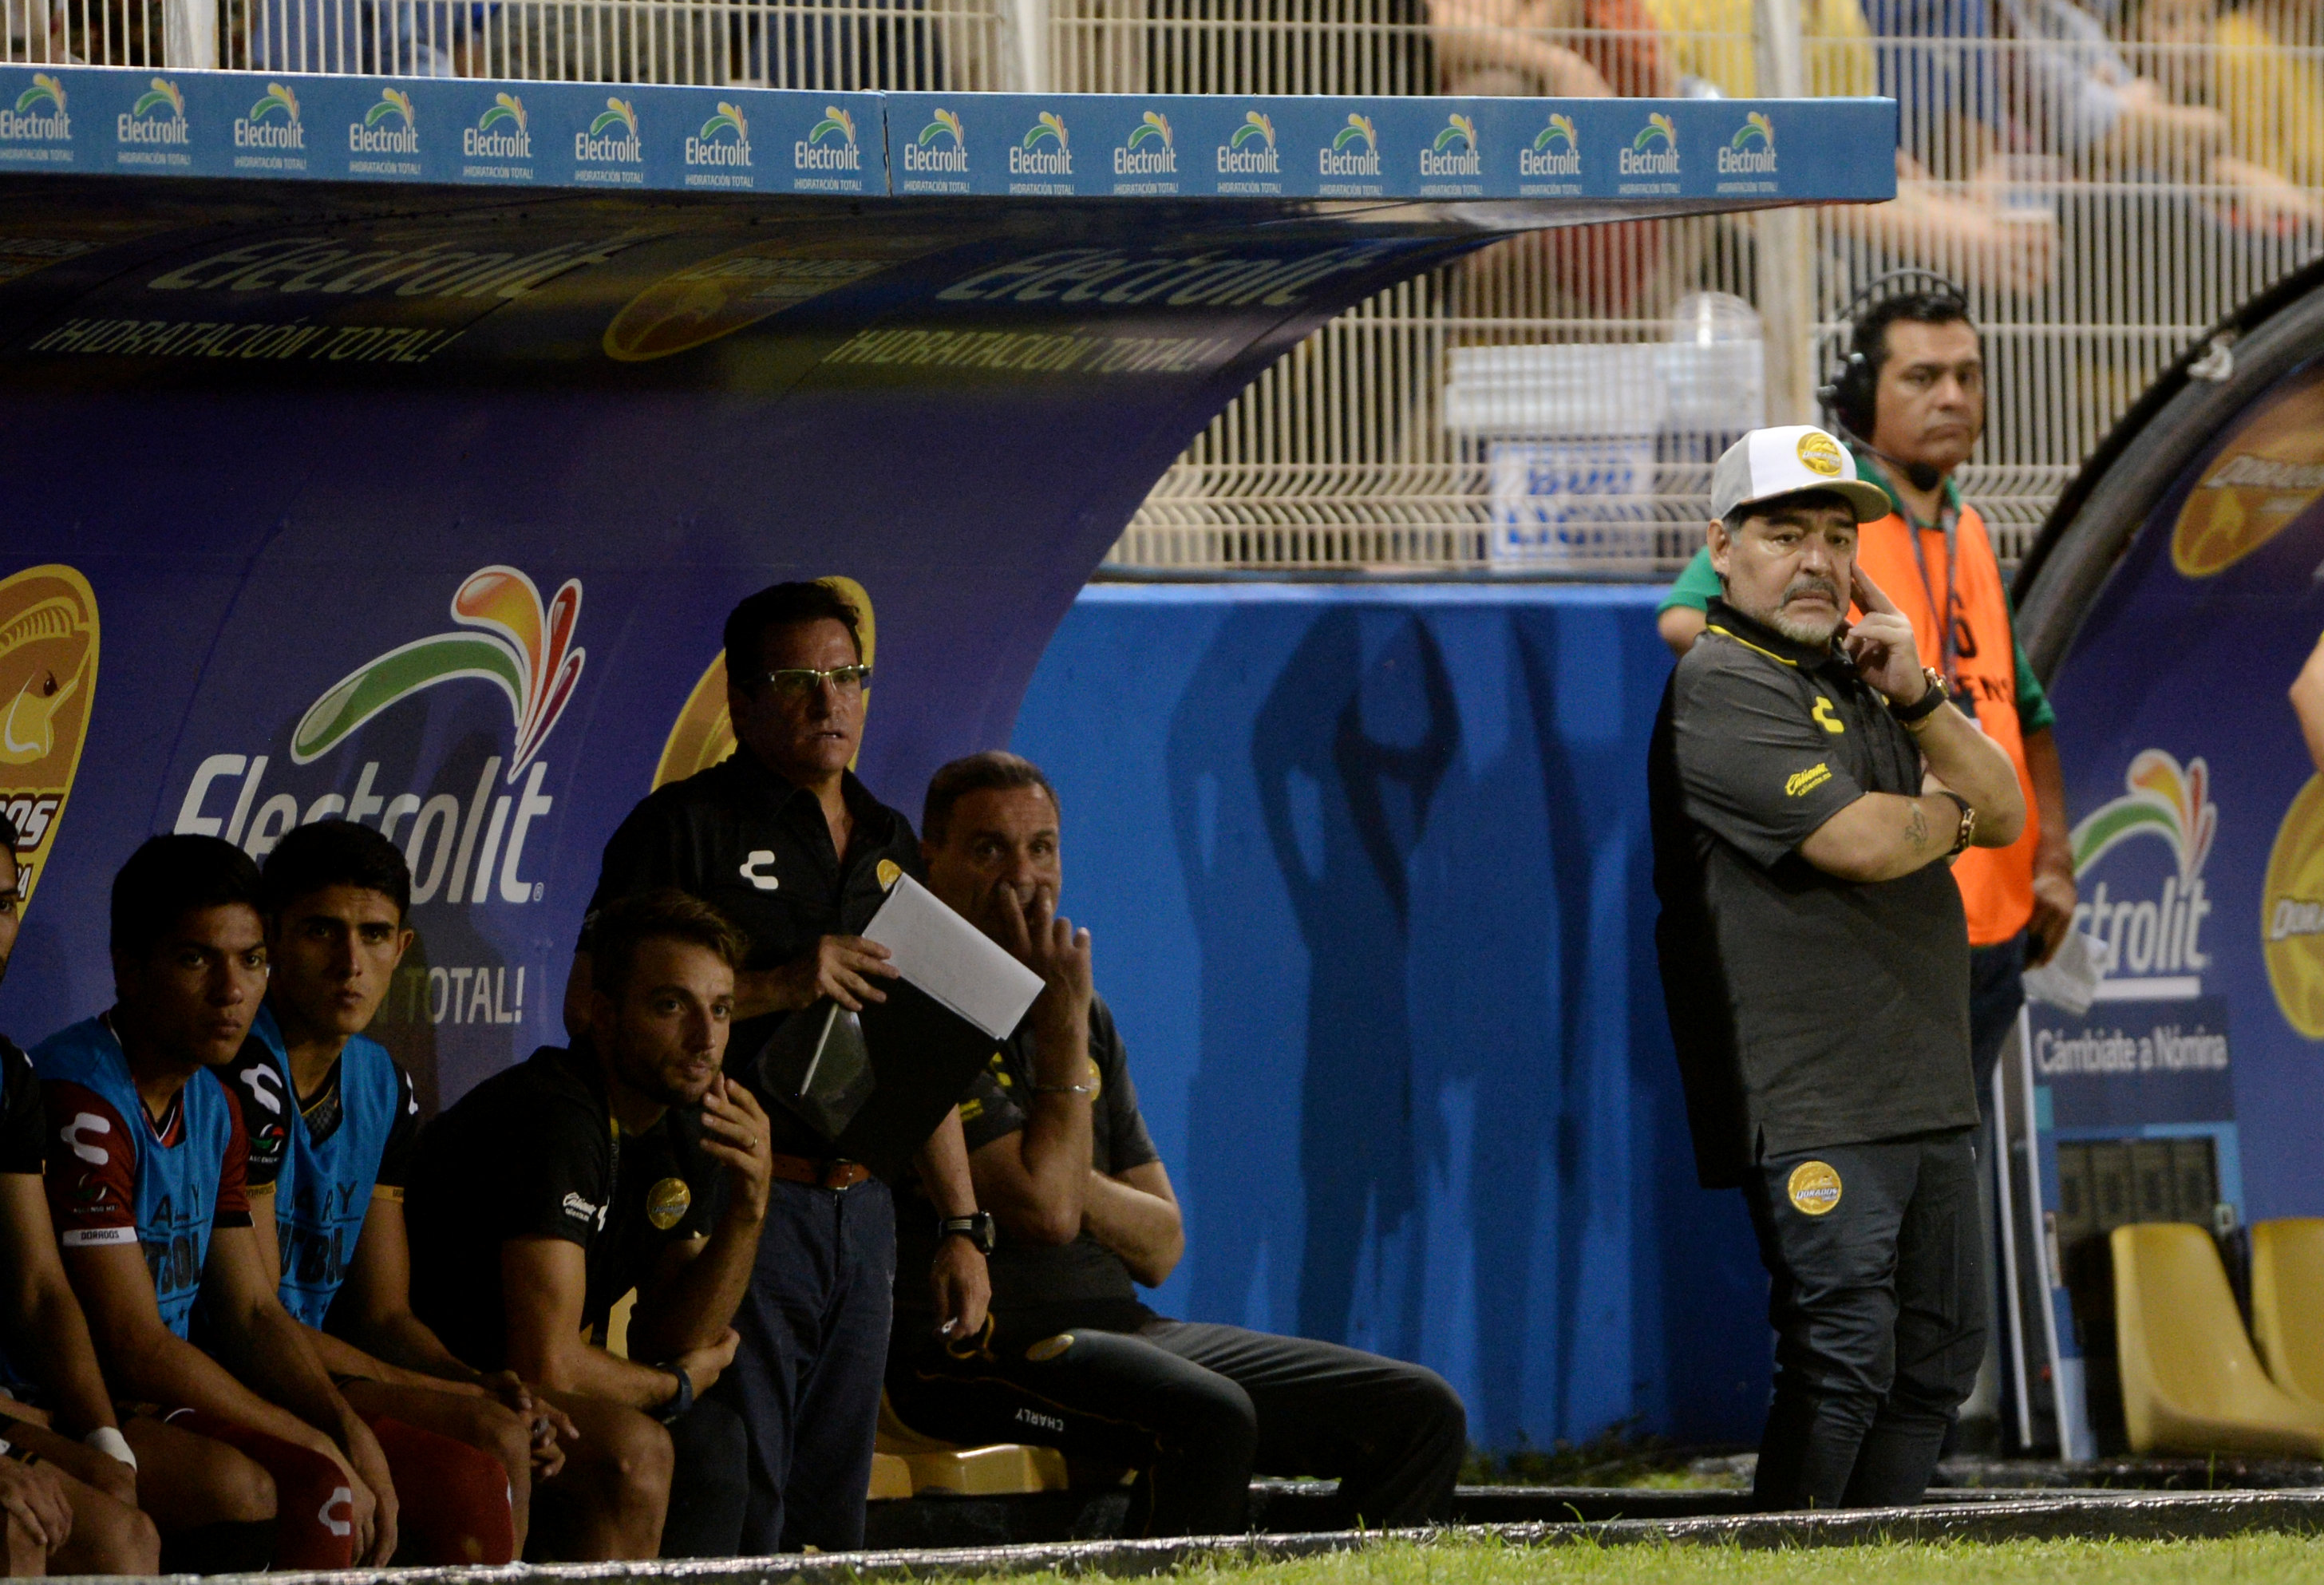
[758,664,872,701]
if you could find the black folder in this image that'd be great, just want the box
[754,980,1000,1182]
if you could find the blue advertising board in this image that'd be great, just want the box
[0,64,1897,204]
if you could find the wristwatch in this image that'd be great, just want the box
[1889,666,1949,727]
[654,1362,694,1425]
[938,1211,998,1255]
[1939,791,1977,858]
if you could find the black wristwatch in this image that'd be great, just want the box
[1890,666,1949,726]
[938,1211,998,1255]
[654,1362,694,1425]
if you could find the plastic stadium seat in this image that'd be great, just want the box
[868,1453,915,1501]
[2251,1219,2324,1408]
[875,1394,1068,1496]
[2112,1222,2324,1457]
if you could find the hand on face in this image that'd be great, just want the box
[1843,564,1931,702]
[696,1074,775,1219]
[599,939,734,1108]
[992,884,1093,1020]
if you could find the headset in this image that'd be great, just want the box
[1814,267,1971,492]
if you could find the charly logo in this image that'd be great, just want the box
[236,81,304,151]
[350,86,416,156]
[796,105,863,174]
[1718,109,1775,175]
[0,565,98,911]
[2,73,69,142]
[1420,112,1480,179]
[176,567,579,908]
[2070,749,2218,985]
[118,77,188,147]
[2172,365,2324,579]
[1215,111,1277,177]
[1318,113,1377,178]
[657,577,875,791]
[902,106,966,178]
[576,96,640,164]
[463,91,529,159]
[1010,110,1071,177]
[1520,113,1578,178]
[1620,110,1678,176]
[1114,109,1175,177]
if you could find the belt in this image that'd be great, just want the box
[769,1152,871,1190]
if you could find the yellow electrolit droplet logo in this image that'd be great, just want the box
[1788,1160,1842,1215]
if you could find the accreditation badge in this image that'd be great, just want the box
[1787,1160,1842,1216]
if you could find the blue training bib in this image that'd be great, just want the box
[32,1018,236,1340]
[239,1005,402,1326]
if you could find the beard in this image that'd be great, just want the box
[1734,575,1844,646]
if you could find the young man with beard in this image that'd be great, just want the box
[405,889,773,1559]
[34,836,401,1569]
[888,753,1468,1538]
[1648,427,2026,1510]
[220,820,607,1563]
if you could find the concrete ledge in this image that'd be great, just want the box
[85,1486,2324,1585]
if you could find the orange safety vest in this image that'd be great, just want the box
[1853,499,2040,948]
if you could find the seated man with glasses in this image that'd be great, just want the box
[567,580,989,1555]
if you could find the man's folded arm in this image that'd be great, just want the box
[500,1237,686,1409]
[1081,1162,1183,1288]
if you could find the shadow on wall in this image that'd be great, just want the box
[1022,587,1771,1451]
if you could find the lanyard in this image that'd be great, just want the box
[1903,495,1961,690]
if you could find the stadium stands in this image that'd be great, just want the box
[2111,1222,2324,1459]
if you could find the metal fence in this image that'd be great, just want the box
[11,0,2321,574]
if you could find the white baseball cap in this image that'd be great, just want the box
[1709,425,1892,524]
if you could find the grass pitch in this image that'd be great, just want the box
[972,1533,2324,1585]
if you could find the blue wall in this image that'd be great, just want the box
[1008,583,1772,1452]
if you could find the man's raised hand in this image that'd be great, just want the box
[1844,563,1930,704]
[995,885,1093,1020]
[698,1076,775,1221]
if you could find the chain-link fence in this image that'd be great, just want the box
[10,0,2319,573]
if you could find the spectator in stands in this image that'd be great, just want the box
[1650,426,2026,1511]
[2195,0,2324,223]
[1640,0,2058,294]
[34,836,399,1570]
[223,821,593,1563]
[0,816,164,1577]
[887,753,1468,1538]
[1657,290,2077,1098]
[405,890,769,1559]
[567,580,989,1554]
[1427,0,1667,95]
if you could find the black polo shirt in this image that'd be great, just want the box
[403,1044,722,1372]
[580,752,923,1156]
[894,994,1160,1339]
[1648,598,1976,1188]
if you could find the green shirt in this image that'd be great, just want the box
[1656,472,2054,733]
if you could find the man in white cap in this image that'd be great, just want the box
[1646,425,2026,1512]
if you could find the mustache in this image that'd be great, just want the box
[1782,575,1841,607]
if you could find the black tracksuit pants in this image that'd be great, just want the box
[887,1317,1467,1537]
[1745,1128,1986,1511]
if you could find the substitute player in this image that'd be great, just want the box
[35,835,398,1568]
[222,820,572,1563]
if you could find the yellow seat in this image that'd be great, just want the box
[875,1393,1068,1496]
[2113,1221,2324,1457]
[867,1453,915,1501]
[2251,1219,2324,1408]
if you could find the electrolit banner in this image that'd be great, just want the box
[0,65,1897,204]
[0,177,1490,1113]
[2041,352,2324,1222]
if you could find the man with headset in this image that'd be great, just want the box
[1656,281,2078,1097]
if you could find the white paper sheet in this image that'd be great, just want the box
[862,873,1045,1039]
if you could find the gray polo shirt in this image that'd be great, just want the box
[1648,598,1977,1188]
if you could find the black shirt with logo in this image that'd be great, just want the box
[403,1044,721,1372]
[895,994,1162,1341]
[580,753,924,1156]
[1649,597,1976,1189]
[0,1039,42,1176]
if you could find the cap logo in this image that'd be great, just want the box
[1796,432,1845,477]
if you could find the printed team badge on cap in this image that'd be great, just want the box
[1796,431,1845,476]
[1787,1160,1842,1215]
[646,1176,693,1230]
[0,564,99,912]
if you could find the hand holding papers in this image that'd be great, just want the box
[863,873,1045,1040]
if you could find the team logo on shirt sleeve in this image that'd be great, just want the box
[646,1176,693,1230]
[1786,763,1833,798]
